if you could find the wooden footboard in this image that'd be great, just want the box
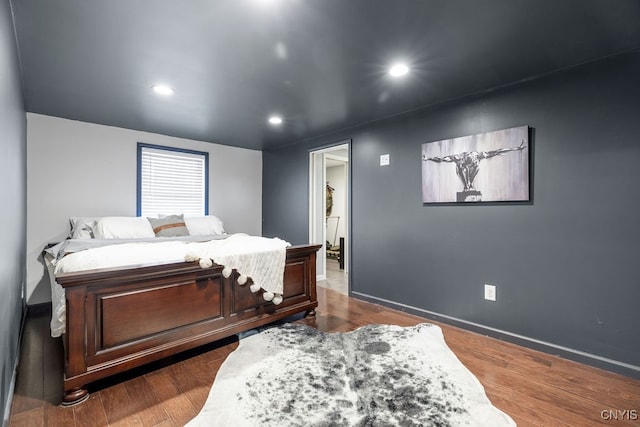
[56,244,321,405]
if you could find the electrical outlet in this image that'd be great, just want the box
[484,284,497,302]
[380,154,390,166]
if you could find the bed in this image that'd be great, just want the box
[45,215,321,405]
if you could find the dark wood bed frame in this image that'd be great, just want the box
[55,244,321,405]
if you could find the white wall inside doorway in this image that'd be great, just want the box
[309,143,350,282]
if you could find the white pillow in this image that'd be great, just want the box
[69,217,98,239]
[184,215,225,236]
[93,217,155,239]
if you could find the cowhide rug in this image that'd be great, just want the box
[186,323,515,426]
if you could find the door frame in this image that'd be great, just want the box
[308,141,351,289]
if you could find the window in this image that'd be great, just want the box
[137,143,208,217]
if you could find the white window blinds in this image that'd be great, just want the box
[138,144,208,217]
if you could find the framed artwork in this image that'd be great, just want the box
[421,125,530,203]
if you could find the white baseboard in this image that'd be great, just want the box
[352,291,640,379]
[316,274,326,281]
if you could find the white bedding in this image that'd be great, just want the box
[47,234,290,337]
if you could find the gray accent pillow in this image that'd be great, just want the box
[69,217,98,239]
[147,214,189,237]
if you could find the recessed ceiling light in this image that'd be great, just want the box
[389,63,409,77]
[268,115,283,125]
[152,84,174,95]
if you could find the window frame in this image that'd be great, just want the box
[136,142,209,217]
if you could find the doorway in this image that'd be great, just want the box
[309,142,350,295]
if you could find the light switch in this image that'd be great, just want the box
[380,154,390,166]
[484,284,497,302]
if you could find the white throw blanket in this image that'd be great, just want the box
[185,234,290,304]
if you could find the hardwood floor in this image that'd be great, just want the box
[9,288,640,426]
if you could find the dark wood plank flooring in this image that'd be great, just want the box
[9,287,640,426]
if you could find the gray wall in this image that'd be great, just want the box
[0,0,26,421]
[263,52,640,375]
